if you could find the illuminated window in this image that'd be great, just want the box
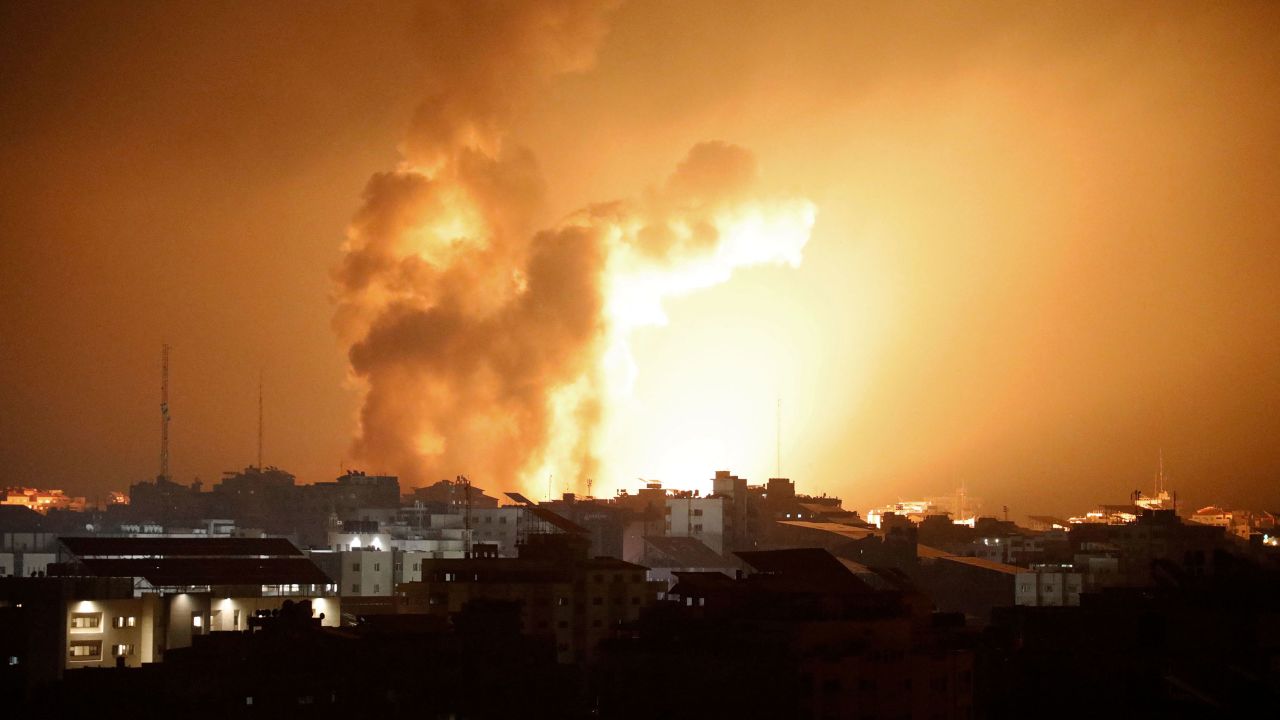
[192,612,203,629]
[69,641,101,660]
[113,616,127,628]
[70,612,101,631]
[111,643,134,657]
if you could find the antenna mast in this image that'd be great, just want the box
[1156,449,1164,496]
[459,475,472,558]
[159,344,170,480]
[257,370,264,470]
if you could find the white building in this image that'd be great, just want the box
[332,549,393,597]
[665,496,727,555]
[469,507,522,556]
[1015,567,1083,607]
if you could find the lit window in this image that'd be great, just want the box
[69,641,101,660]
[70,612,102,631]
[127,616,137,627]
[192,612,203,629]
[112,643,134,657]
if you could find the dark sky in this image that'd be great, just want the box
[2,1,1279,519]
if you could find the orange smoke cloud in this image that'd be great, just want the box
[334,0,815,493]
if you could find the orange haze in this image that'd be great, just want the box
[2,1,1279,519]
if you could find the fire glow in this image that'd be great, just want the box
[333,2,815,497]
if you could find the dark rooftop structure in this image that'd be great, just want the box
[643,535,733,569]
[59,536,304,558]
[52,536,330,589]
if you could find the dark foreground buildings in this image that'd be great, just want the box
[4,470,1280,718]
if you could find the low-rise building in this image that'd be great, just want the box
[396,533,661,664]
[1015,565,1083,606]
[665,495,727,554]
[1,536,338,689]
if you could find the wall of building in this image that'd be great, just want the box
[1014,571,1082,607]
[62,592,339,671]
[65,596,156,669]
[338,550,393,596]
[469,507,521,556]
[21,552,55,577]
[665,497,726,554]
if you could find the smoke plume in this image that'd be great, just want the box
[334,0,815,493]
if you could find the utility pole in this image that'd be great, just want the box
[159,344,170,481]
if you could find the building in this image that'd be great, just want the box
[638,535,739,588]
[664,494,727,554]
[594,548,975,719]
[309,549,393,599]
[1015,566,1083,606]
[0,506,59,577]
[0,536,338,691]
[410,477,499,510]
[396,532,661,664]
[1,488,86,514]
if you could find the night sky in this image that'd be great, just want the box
[3,0,1279,519]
